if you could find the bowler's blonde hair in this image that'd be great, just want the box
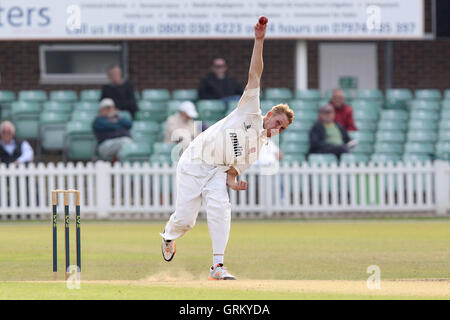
[270,104,295,124]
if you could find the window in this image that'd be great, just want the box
[39,44,124,84]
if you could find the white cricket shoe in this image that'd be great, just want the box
[161,238,176,262]
[208,263,236,280]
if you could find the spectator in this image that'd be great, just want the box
[329,89,357,131]
[198,57,243,101]
[100,64,138,117]
[93,98,133,161]
[0,121,34,164]
[164,101,200,147]
[308,104,357,159]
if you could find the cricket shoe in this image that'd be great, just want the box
[208,264,236,280]
[161,238,176,262]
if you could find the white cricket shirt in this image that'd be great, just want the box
[184,88,268,175]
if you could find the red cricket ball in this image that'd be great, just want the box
[258,16,268,25]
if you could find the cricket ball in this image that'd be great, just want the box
[258,16,268,25]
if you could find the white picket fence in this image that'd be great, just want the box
[0,160,449,219]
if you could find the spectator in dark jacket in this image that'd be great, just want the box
[309,104,357,159]
[100,64,138,117]
[93,98,133,161]
[329,89,357,131]
[198,58,243,101]
[0,121,34,164]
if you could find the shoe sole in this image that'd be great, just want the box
[208,276,236,281]
[162,241,176,262]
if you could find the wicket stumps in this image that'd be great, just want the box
[52,189,81,280]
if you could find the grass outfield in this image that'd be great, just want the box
[0,219,449,299]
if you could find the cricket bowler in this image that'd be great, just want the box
[160,17,295,280]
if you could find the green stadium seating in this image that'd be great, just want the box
[438,130,450,142]
[18,90,47,102]
[153,142,176,155]
[354,109,378,121]
[294,110,318,122]
[288,120,315,132]
[11,101,41,139]
[340,153,369,164]
[380,110,408,121]
[80,89,101,102]
[295,89,322,101]
[355,89,383,101]
[409,110,439,121]
[444,89,450,100]
[265,88,292,101]
[150,153,172,165]
[435,142,450,155]
[376,131,406,143]
[402,153,432,163]
[118,111,132,121]
[371,153,401,164]
[349,131,375,143]
[404,142,434,155]
[49,90,77,102]
[42,101,72,114]
[73,101,99,113]
[118,142,152,162]
[130,121,160,149]
[136,100,167,122]
[281,142,309,155]
[64,121,97,160]
[196,100,226,120]
[288,100,318,112]
[308,153,338,165]
[439,120,450,131]
[281,153,306,164]
[409,120,438,131]
[435,153,450,161]
[384,89,413,109]
[442,109,450,120]
[354,120,378,131]
[415,89,441,101]
[407,131,438,143]
[39,112,71,151]
[167,100,183,117]
[172,89,198,101]
[350,143,374,154]
[134,91,140,101]
[351,99,381,111]
[442,100,450,110]
[0,90,15,101]
[260,100,275,114]
[142,89,170,101]
[317,99,329,108]
[71,111,97,123]
[377,120,406,131]
[409,100,440,112]
[0,90,16,120]
[375,142,404,154]
[282,131,309,144]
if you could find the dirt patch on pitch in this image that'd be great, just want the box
[144,279,450,297]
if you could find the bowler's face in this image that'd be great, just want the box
[264,112,289,137]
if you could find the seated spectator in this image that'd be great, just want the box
[198,57,243,101]
[329,89,357,131]
[309,104,357,159]
[164,101,201,148]
[93,98,133,161]
[0,121,34,164]
[100,64,138,117]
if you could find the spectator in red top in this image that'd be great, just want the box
[329,89,357,131]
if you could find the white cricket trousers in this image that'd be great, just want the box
[161,155,231,255]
